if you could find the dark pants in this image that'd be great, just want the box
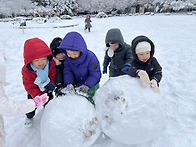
[26,92,53,118]
[85,26,91,32]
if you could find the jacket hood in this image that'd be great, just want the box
[59,32,88,64]
[131,35,155,62]
[23,38,53,67]
[105,28,124,47]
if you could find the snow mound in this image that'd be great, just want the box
[94,75,166,145]
[40,94,101,147]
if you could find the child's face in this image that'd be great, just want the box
[137,51,150,62]
[32,57,47,69]
[109,43,119,50]
[66,50,81,60]
[56,53,65,61]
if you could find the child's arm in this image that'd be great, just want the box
[102,50,111,74]
[128,62,150,87]
[124,43,133,64]
[22,67,43,98]
[0,87,48,116]
[48,60,57,85]
[63,61,75,86]
[0,86,35,116]
[127,62,139,77]
[85,54,101,88]
[55,63,64,86]
[138,70,150,86]
[150,57,162,83]
[54,63,65,96]
[103,50,111,66]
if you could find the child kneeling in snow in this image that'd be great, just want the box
[128,35,162,92]
[0,51,48,147]
[59,32,101,105]
[22,38,56,127]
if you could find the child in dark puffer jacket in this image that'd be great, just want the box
[128,35,162,93]
[102,28,133,77]
[50,37,66,97]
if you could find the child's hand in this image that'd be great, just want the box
[121,63,131,73]
[150,79,160,93]
[138,70,150,86]
[33,93,48,107]
[55,84,65,97]
[45,83,56,92]
[63,84,76,95]
[102,66,107,74]
[75,85,89,97]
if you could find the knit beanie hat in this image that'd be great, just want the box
[135,41,151,54]
[50,37,62,57]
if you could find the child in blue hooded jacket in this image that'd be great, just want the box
[59,32,101,105]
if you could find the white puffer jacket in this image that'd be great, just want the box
[0,52,36,147]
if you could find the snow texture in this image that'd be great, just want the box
[1,13,196,147]
[40,94,100,147]
[94,75,166,145]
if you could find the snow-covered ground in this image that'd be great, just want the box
[0,13,196,147]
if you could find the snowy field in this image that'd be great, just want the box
[0,13,196,147]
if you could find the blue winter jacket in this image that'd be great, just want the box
[59,32,101,88]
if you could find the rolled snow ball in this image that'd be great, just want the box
[94,75,166,145]
[40,94,101,147]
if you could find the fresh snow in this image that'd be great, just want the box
[94,75,166,145]
[41,94,100,147]
[1,13,196,147]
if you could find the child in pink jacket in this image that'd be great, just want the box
[0,51,48,147]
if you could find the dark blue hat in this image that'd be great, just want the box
[50,37,62,57]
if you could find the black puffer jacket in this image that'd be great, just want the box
[128,35,162,83]
[103,28,133,77]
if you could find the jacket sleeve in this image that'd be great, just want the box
[128,61,139,77]
[85,54,101,88]
[124,44,133,65]
[103,50,111,67]
[151,57,162,83]
[49,59,56,85]
[63,61,75,86]
[0,86,35,116]
[22,67,43,98]
[55,64,64,85]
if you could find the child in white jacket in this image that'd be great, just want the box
[0,51,48,147]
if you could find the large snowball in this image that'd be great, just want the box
[94,75,166,145]
[40,94,100,147]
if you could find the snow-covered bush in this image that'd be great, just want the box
[40,94,101,147]
[94,75,166,145]
[1,0,196,17]
[44,0,78,16]
[32,17,47,24]
[60,14,72,19]
[96,12,108,18]
[47,16,61,23]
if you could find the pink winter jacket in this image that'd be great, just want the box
[0,85,36,147]
[0,51,36,147]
